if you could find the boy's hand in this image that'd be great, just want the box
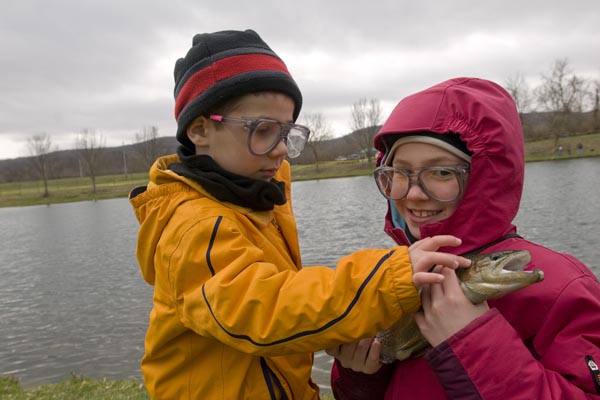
[325,337,383,374]
[408,235,471,288]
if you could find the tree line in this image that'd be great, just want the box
[4,58,599,194]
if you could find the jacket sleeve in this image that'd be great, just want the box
[426,274,600,399]
[167,214,422,356]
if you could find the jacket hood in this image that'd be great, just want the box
[130,154,197,285]
[373,77,524,254]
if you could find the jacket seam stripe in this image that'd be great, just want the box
[260,357,277,399]
[201,250,395,346]
[206,216,222,276]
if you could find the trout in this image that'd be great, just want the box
[377,249,544,363]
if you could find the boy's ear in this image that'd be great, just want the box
[186,116,210,147]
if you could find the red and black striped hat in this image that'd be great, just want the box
[173,29,303,151]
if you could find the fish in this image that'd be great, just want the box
[376,249,544,363]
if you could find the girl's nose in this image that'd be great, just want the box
[405,180,429,200]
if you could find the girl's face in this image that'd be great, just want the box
[390,142,468,239]
[188,92,295,181]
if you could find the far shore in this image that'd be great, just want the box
[1,132,598,208]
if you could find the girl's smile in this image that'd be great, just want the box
[389,142,468,239]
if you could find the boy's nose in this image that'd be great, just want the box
[269,137,288,157]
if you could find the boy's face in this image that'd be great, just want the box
[390,142,467,239]
[188,92,295,181]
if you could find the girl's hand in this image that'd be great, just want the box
[414,266,489,346]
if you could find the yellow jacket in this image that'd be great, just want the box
[130,154,420,399]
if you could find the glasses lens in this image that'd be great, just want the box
[374,169,395,198]
[249,121,282,155]
[374,167,464,202]
[248,121,309,158]
[285,128,309,158]
[419,168,461,201]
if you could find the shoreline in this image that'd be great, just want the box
[1,152,599,209]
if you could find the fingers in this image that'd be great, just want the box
[336,341,358,366]
[440,265,460,292]
[411,251,471,275]
[367,338,382,364]
[412,271,444,288]
[409,236,471,277]
[351,338,383,374]
[410,235,461,251]
[354,337,374,364]
[327,338,383,374]
[325,345,341,358]
[417,265,455,293]
[415,268,491,347]
[363,339,383,374]
[428,267,447,298]
[413,309,425,326]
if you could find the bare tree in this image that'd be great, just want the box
[27,133,55,197]
[76,129,105,194]
[536,58,587,113]
[535,58,589,137]
[133,125,162,170]
[505,73,534,114]
[299,112,333,170]
[593,81,600,131]
[350,98,382,164]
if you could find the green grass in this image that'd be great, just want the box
[0,161,377,208]
[1,132,598,208]
[0,376,334,399]
[0,173,149,208]
[0,375,149,400]
[524,132,599,161]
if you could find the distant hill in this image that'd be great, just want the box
[1,111,597,183]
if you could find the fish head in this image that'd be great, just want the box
[457,250,544,303]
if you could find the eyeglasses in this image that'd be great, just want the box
[209,115,310,158]
[373,165,470,203]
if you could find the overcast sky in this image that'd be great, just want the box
[1,0,599,160]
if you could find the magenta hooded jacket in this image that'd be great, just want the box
[331,77,600,399]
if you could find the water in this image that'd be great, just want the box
[0,198,152,386]
[1,158,599,393]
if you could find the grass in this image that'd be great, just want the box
[0,375,149,400]
[0,375,334,399]
[524,132,599,161]
[0,161,377,208]
[0,133,598,209]
[0,172,149,208]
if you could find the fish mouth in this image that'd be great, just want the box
[499,251,532,272]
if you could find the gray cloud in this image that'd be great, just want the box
[1,0,599,159]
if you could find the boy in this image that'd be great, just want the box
[328,77,600,399]
[129,30,469,399]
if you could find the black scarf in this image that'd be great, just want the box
[168,146,287,211]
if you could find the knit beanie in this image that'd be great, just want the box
[173,29,303,151]
[382,132,472,166]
